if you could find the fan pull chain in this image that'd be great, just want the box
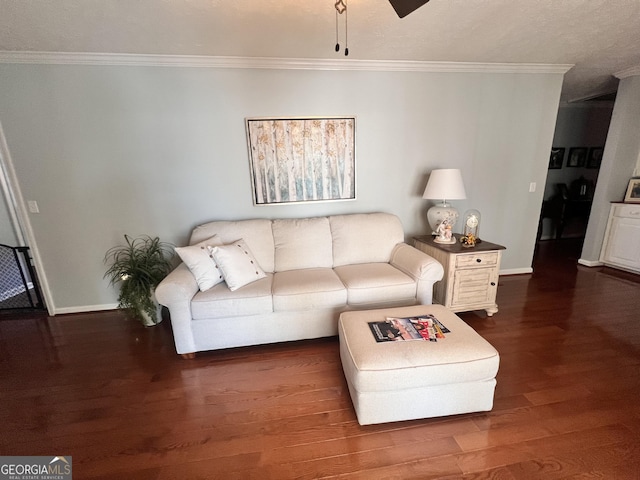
[334,0,349,56]
[335,6,340,52]
[344,3,349,56]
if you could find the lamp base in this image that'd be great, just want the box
[427,203,459,234]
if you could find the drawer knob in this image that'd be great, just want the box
[476,258,482,263]
[491,282,496,286]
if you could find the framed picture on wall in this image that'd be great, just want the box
[245,116,356,205]
[587,147,604,169]
[624,178,640,203]
[549,148,564,169]
[567,147,587,167]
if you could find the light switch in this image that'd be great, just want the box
[529,182,536,193]
[27,200,40,213]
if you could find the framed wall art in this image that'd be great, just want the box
[567,147,587,167]
[624,178,640,203]
[246,116,356,205]
[549,147,564,169]
[587,147,604,169]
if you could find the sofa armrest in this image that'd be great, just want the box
[155,263,199,354]
[156,263,198,305]
[390,243,444,304]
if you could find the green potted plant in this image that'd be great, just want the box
[104,235,174,326]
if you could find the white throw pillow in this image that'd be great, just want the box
[210,239,266,291]
[175,235,224,291]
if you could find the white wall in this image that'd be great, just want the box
[0,194,18,246]
[581,75,640,264]
[0,61,564,312]
[0,143,20,246]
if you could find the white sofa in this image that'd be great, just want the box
[155,212,444,357]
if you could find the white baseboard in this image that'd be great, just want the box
[54,303,118,315]
[578,259,603,267]
[500,268,533,276]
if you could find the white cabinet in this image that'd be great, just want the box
[600,203,640,274]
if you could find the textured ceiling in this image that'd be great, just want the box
[1,0,640,102]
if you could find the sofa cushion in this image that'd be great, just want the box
[334,263,417,306]
[191,274,273,319]
[210,239,267,291]
[272,268,347,311]
[330,213,405,267]
[189,219,275,272]
[273,217,333,271]
[174,235,224,292]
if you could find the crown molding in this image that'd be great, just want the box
[615,64,640,79]
[0,51,574,74]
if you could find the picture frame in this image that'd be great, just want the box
[549,147,564,169]
[246,116,356,205]
[624,178,640,203]
[587,147,604,169]
[567,147,587,167]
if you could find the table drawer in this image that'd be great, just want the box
[613,204,640,219]
[455,252,499,268]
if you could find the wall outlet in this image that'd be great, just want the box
[529,182,536,193]
[27,200,40,213]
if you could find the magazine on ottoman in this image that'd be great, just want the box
[368,315,450,343]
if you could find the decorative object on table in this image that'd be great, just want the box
[567,147,587,167]
[104,235,174,326]
[461,209,480,247]
[460,233,477,247]
[422,168,467,235]
[587,147,604,169]
[246,117,355,205]
[463,209,481,239]
[434,218,455,244]
[624,178,640,203]
[549,148,564,169]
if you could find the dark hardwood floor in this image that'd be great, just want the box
[1,239,639,479]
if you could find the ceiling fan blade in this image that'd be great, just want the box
[388,0,431,18]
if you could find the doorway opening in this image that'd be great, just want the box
[536,97,615,264]
[0,123,47,314]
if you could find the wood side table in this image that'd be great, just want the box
[413,234,506,316]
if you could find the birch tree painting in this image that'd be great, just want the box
[246,117,355,205]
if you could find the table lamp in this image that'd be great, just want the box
[422,168,467,242]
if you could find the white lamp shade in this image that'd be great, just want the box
[422,169,467,201]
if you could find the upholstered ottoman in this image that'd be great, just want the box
[338,304,499,425]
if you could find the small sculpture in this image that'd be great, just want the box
[434,219,456,244]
